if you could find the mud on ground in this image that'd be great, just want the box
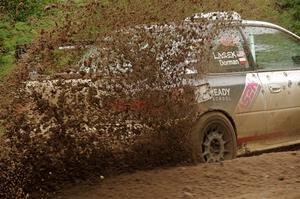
[57,151,300,199]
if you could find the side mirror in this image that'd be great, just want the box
[292,56,300,65]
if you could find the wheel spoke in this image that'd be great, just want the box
[203,140,210,147]
[216,132,223,139]
[224,139,231,145]
[202,151,209,157]
[223,149,230,154]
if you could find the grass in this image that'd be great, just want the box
[0,0,299,80]
[0,18,35,78]
[0,3,61,78]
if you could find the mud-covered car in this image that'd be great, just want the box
[26,12,300,163]
[187,14,300,162]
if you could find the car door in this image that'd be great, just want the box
[204,27,268,147]
[242,25,300,145]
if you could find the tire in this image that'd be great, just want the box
[190,112,237,163]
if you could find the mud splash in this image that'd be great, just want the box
[0,1,240,198]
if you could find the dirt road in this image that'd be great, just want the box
[56,151,300,199]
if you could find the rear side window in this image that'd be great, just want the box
[209,28,251,73]
[242,26,300,70]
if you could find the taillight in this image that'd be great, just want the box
[110,99,146,112]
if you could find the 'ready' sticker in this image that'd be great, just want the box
[212,87,231,102]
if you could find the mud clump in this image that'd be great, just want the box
[0,1,238,198]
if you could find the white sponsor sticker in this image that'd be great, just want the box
[212,87,231,101]
[213,51,248,66]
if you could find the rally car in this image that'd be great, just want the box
[186,13,300,162]
[27,12,300,163]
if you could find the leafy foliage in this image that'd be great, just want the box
[276,0,300,35]
[0,20,33,78]
[0,0,53,22]
[0,1,59,78]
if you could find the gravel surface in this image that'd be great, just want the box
[56,150,300,199]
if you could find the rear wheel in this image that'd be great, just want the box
[191,112,237,163]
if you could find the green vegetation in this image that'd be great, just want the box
[276,0,300,35]
[0,19,34,77]
[0,0,60,78]
[0,0,60,21]
[0,0,299,79]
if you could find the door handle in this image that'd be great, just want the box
[269,84,281,94]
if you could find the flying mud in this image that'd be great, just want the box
[0,1,299,199]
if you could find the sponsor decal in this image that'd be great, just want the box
[213,88,230,96]
[213,51,248,66]
[212,87,231,102]
[218,59,239,66]
[237,51,247,65]
[238,57,247,65]
[213,51,237,60]
[236,51,245,57]
[238,74,261,110]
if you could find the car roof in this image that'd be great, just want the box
[241,20,300,40]
[185,12,299,40]
[185,11,242,22]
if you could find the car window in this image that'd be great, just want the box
[242,26,300,70]
[208,28,251,73]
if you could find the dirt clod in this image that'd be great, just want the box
[181,191,194,199]
[278,176,285,181]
